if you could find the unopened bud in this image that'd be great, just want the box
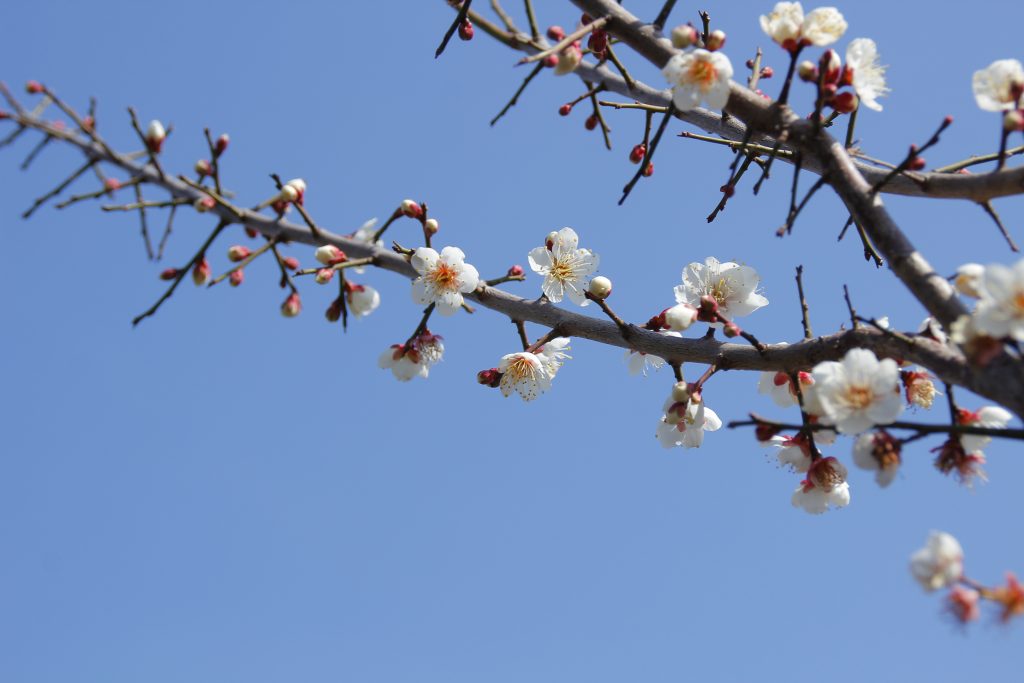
[159,267,179,281]
[587,30,608,57]
[820,49,841,84]
[229,269,244,287]
[671,381,690,403]
[214,133,230,156]
[145,120,166,153]
[585,114,599,130]
[315,244,346,265]
[227,245,251,262]
[723,321,741,337]
[547,25,565,41]
[424,217,440,235]
[458,19,474,40]
[543,54,559,68]
[1003,110,1024,132]
[194,159,212,176]
[670,24,699,49]
[559,103,573,116]
[283,178,306,204]
[194,196,216,213]
[401,199,422,218]
[629,143,646,164]
[325,298,343,322]
[25,80,44,94]
[588,275,612,299]
[507,264,525,278]
[282,256,300,270]
[192,258,211,286]
[908,157,926,171]
[797,61,818,82]
[663,303,698,331]
[720,183,735,198]
[477,368,502,387]
[81,115,95,131]
[831,91,858,114]
[760,66,774,79]
[104,178,122,192]
[705,29,726,51]
[244,227,259,238]
[280,292,302,318]
[553,42,582,76]
[755,422,781,442]
[279,184,299,203]
[315,267,335,284]
[642,163,654,177]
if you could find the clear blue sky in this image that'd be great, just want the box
[2,1,1022,681]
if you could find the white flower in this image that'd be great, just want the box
[758,370,813,408]
[811,348,903,434]
[553,42,583,76]
[528,227,599,306]
[662,49,734,111]
[958,405,1014,453]
[972,59,1024,112]
[972,259,1024,340]
[760,3,846,49]
[791,457,850,514]
[415,332,445,366]
[902,369,939,410]
[852,431,900,487]
[537,337,572,377]
[663,303,698,331]
[767,434,812,473]
[657,398,722,449]
[625,330,680,376]
[410,246,480,316]
[378,344,430,382]
[346,284,380,318]
[498,351,553,401]
[910,531,964,592]
[674,257,768,325]
[845,38,888,111]
[953,263,985,298]
[351,218,381,273]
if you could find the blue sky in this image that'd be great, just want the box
[2,1,1023,681]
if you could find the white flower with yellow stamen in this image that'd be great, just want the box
[811,348,902,434]
[528,227,600,306]
[972,258,1024,341]
[498,351,553,401]
[662,49,734,111]
[972,59,1024,112]
[910,531,964,592]
[845,38,888,111]
[656,397,722,449]
[674,257,768,325]
[410,246,480,316]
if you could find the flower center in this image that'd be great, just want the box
[688,59,717,89]
[1013,290,1024,314]
[549,257,576,282]
[709,278,732,306]
[428,262,459,291]
[844,384,874,409]
[506,355,537,381]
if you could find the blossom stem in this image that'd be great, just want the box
[522,0,539,40]
[585,81,613,150]
[844,104,858,149]
[270,172,324,241]
[619,101,675,205]
[794,265,813,339]
[730,413,1024,441]
[491,62,545,127]
[371,208,403,243]
[777,48,803,106]
[404,303,437,348]
[209,236,279,286]
[651,0,677,30]
[996,127,1011,171]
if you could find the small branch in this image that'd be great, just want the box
[585,292,632,337]
[934,144,1024,173]
[22,159,95,219]
[843,284,858,330]
[619,101,675,205]
[598,100,667,113]
[652,0,678,30]
[604,44,636,91]
[180,176,245,219]
[491,62,544,126]
[133,183,155,260]
[127,107,166,181]
[519,16,609,65]
[523,0,539,40]
[795,265,812,339]
[729,414,1024,441]
[436,0,474,59]
[978,200,1019,252]
[514,319,530,351]
[269,173,323,240]
[157,203,177,260]
[870,116,953,196]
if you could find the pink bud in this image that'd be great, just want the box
[723,322,741,338]
[797,61,818,83]
[280,292,302,318]
[25,80,44,94]
[424,218,439,235]
[760,66,774,79]
[194,196,216,213]
[104,178,122,192]
[458,19,474,40]
[831,91,858,114]
[192,258,211,286]
[629,144,646,164]
[159,268,179,281]
[214,133,229,156]
[543,54,559,68]
[584,114,598,130]
[670,24,699,49]
[81,115,95,131]
[642,163,654,177]
[507,264,524,278]
[145,120,166,153]
[282,256,300,270]
[229,269,244,287]
[477,368,501,387]
[0,110,9,120]
[705,29,726,51]
[400,199,422,218]
[547,25,565,41]
[908,157,926,171]
[315,267,335,285]
[315,244,347,265]
[227,245,251,262]
[325,298,343,322]
[587,29,608,57]
[559,103,573,116]
[195,159,212,176]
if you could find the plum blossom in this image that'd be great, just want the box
[528,227,599,306]
[947,586,981,624]
[674,257,768,325]
[957,405,1014,453]
[972,258,1024,340]
[537,337,572,377]
[791,456,850,514]
[498,351,553,401]
[625,330,680,376]
[954,263,985,298]
[346,284,380,318]
[378,344,430,382]
[767,433,812,472]
[410,246,480,316]
[662,49,734,111]
[811,348,903,434]
[972,59,1024,111]
[759,3,847,50]
[910,531,964,592]
[902,369,939,409]
[758,370,814,407]
[845,38,888,111]
[852,431,901,487]
[656,396,722,449]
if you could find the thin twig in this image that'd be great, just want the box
[436,0,474,58]
[619,102,675,205]
[978,200,1019,252]
[491,62,544,126]
[795,265,812,339]
[519,16,609,65]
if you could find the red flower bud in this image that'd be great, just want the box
[25,80,44,94]
[629,144,646,164]
[458,19,474,40]
[559,103,573,116]
[584,114,599,130]
[229,269,244,287]
[214,133,229,156]
[159,268,179,281]
[507,264,525,278]
[641,162,654,177]
[547,25,565,41]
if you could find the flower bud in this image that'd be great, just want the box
[1003,110,1024,132]
[25,80,44,94]
[282,256,300,270]
[227,245,251,262]
[458,19,474,40]
[670,24,699,49]
[588,275,612,299]
[559,103,573,116]
[194,196,216,213]
[145,120,166,153]
[347,283,380,318]
[760,66,774,79]
[104,178,122,192]
[584,114,599,130]
[283,178,306,204]
[553,42,582,76]
[699,295,719,315]
[325,298,343,322]
[545,231,559,250]
[229,269,244,287]
[705,29,726,51]
[543,54,559,68]
[214,133,230,156]
[663,303,698,331]
[159,267,179,281]
[507,264,525,278]
[400,199,422,218]
[424,217,440,235]
[908,157,926,171]
[671,381,690,403]
[315,244,346,265]
[279,184,299,203]
[629,143,646,164]
[477,368,502,387]
[755,422,781,442]
[0,110,9,120]
[280,292,302,318]
[642,162,654,177]
[797,61,818,82]
[820,50,841,84]
[831,91,858,114]
[194,159,212,176]
[547,25,565,41]
[315,267,335,284]
[723,322,741,337]
[192,258,211,286]
[587,30,608,57]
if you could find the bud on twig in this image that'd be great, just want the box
[145,120,166,153]
[281,292,302,317]
[192,258,211,286]
[227,245,251,262]
[401,199,422,218]
[588,275,612,299]
[670,24,699,49]
[214,133,229,156]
